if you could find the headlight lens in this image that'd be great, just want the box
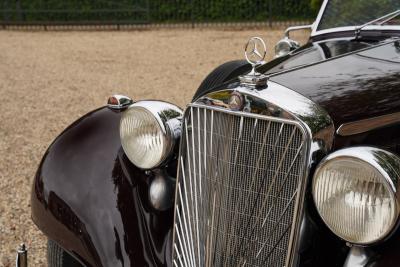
[312,147,400,245]
[120,101,182,169]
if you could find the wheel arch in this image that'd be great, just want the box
[193,60,251,100]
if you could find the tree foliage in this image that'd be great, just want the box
[2,0,318,23]
[310,0,323,12]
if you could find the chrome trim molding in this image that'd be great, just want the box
[198,81,335,153]
[310,0,328,36]
[172,80,334,266]
[337,112,400,136]
[312,146,400,245]
[107,94,133,110]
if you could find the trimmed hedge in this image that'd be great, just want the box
[1,0,318,23]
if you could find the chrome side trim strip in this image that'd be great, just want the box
[337,112,400,136]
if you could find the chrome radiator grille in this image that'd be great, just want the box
[173,104,308,267]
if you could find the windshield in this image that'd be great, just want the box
[317,0,400,31]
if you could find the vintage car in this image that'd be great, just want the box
[24,0,400,266]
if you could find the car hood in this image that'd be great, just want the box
[268,39,400,127]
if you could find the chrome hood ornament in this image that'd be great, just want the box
[239,37,269,88]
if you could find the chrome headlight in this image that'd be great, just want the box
[312,147,400,245]
[274,37,300,57]
[120,101,182,169]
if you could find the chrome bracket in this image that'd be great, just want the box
[107,94,133,110]
[239,67,269,88]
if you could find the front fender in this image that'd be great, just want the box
[31,107,173,267]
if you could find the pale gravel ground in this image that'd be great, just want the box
[0,28,307,267]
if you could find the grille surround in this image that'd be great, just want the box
[172,103,310,267]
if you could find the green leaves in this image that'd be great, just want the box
[1,0,316,23]
[310,0,323,13]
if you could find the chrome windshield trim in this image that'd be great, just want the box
[313,25,400,37]
[311,0,400,37]
[311,0,329,36]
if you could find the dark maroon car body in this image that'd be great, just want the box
[31,33,400,266]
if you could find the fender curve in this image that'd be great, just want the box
[31,107,174,267]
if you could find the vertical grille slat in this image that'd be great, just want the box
[173,105,308,267]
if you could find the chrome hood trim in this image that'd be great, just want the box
[195,81,335,158]
[337,111,400,136]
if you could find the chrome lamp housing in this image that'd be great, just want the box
[275,25,312,57]
[312,147,400,245]
[275,37,300,58]
[119,100,183,170]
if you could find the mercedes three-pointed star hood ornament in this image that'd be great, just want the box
[239,37,269,88]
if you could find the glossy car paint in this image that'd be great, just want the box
[269,38,400,266]
[269,39,400,158]
[270,39,400,127]
[32,38,400,266]
[31,107,345,267]
[31,107,175,267]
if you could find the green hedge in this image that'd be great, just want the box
[1,0,318,23]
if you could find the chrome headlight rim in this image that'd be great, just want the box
[312,146,400,245]
[120,100,182,170]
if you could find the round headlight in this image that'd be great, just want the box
[274,37,300,57]
[120,101,182,169]
[312,147,400,245]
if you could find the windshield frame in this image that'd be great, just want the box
[311,0,400,37]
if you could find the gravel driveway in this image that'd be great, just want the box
[0,28,307,266]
